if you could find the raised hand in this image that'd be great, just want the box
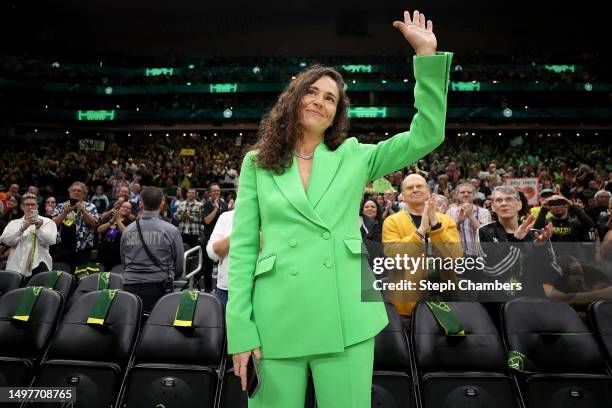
[392,10,437,56]
[533,222,553,246]
[514,214,535,241]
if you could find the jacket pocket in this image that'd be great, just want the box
[254,254,276,277]
[343,238,363,255]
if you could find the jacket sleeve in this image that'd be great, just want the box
[570,205,595,241]
[477,225,521,277]
[206,212,228,262]
[429,215,463,262]
[36,218,57,246]
[227,152,262,354]
[382,215,423,244]
[0,220,24,247]
[359,52,453,181]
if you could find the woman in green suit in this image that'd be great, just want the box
[228,8,452,407]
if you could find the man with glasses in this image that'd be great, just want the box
[0,193,57,276]
[52,181,99,269]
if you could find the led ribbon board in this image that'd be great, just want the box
[348,107,388,118]
[76,110,116,121]
[145,68,174,76]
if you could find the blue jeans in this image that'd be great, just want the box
[214,288,228,305]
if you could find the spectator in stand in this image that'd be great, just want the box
[383,174,461,320]
[43,196,57,218]
[360,199,382,243]
[433,174,452,199]
[2,196,23,223]
[169,187,187,224]
[91,184,110,215]
[588,190,612,224]
[381,189,399,219]
[597,196,612,241]
[447,182,492,256]
[202,182,227,292]
[533,194,596,260]
[27,186,43,205]
[174,188,204,248]
[97,201,133,270]
[206,209,235,305]
[0,193,57,276]
[107,170,129,200]
[554,255,611,294]
[100,185,130,223]
[52,181,99,269]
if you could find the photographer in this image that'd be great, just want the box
[52,182,99,269]
[533,194,595,260]
[0,193,57,276]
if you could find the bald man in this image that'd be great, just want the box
[382,174,462,321]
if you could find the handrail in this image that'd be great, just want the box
[183,245,203,289]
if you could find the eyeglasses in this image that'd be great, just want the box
[493,197,517,204]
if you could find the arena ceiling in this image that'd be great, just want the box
[1,0,606,60]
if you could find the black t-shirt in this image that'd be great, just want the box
[202,199,228,239]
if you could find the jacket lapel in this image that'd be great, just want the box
[307,143,339,209]
[272,157,327,228]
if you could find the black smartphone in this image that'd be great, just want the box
[246,353,260,399]
[69,198,78,206]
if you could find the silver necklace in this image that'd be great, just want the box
[295,151,314,160]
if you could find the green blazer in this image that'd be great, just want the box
[227,52,453,358]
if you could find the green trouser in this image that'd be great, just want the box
[249,337,374,408]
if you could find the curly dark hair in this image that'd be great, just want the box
[251,64,350,173]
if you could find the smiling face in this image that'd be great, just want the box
[362,200,378,219]
[119,202,132,217]
[458,185,475,204]
[299,75,339,137]
[402,174,430,206]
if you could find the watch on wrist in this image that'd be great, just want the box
[431,222,442,231]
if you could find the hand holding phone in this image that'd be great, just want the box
[232,348,261,398]
[246,353,261,399]
[29,209,39,221]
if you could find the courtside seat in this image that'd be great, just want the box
[412,300,518,408]
[0,270,24,297]
[0,288,63,386]
[67,272,124,310]
[29,290,141,408]
[119,291,224,408]
[503,298,612,408]
[26,271,75,304]
[372,302,416,407]
[589,299,612,367]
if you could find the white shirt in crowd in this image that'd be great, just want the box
[0,216,57,276]
[447,204,492,256]
[206,210,234,291]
